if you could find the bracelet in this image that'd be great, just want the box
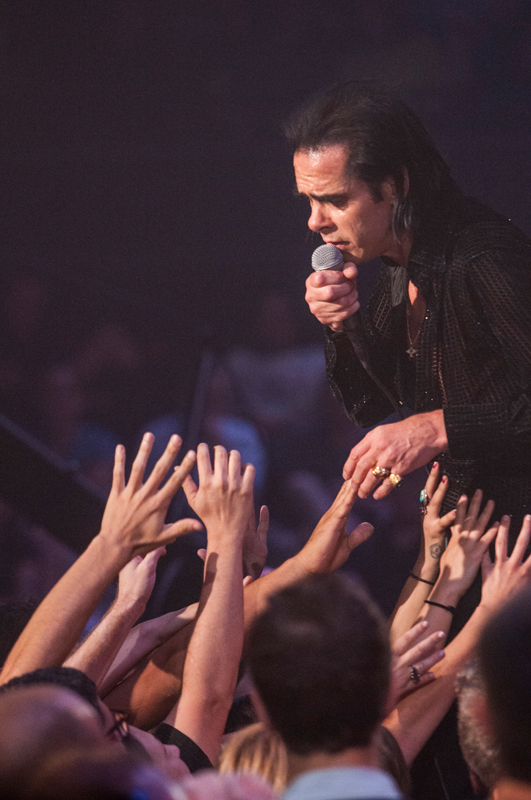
[424,599,456,615]
[409,572,435,586]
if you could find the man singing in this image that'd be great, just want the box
[287,82,531,533]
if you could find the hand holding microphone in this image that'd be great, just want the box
[304,245,359,332]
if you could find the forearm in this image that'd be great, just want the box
[384,604,489,763]
[99,605,198,697]
[171,533,244,763]
[64,598,144,688]
[390,570,435,643]
[0,533,129,683]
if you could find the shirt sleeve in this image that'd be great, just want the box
[153,722,213,773]
[324,268,402,427]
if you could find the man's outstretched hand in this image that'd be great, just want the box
[343,410,448,499]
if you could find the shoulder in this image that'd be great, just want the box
[450,199,531,271]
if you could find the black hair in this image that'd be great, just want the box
[0,667,104,724]
[285,82,460,236]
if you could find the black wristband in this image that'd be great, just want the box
[424,599,456,615]
[409,572,435,586]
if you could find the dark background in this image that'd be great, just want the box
[2,0,530,414]
[0,0,530,611]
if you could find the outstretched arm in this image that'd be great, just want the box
[64,547,166,687]
[390,464,455,642]
[104,479,373,728]
[0,433,201,683]
[384,513,531,764]
[164,444,252,764]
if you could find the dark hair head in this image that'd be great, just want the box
[285,82,459,236]
[248,573,390,755]
[0,667,104,724]
[478,585,531,783]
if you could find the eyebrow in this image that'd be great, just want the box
[294,190,349,204]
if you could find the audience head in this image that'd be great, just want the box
[219,722,288,793]
[0,683,107,798]
[0,666,105,723]
[248,573,390,756]
[478,585,531,784]
[456,659,502,793]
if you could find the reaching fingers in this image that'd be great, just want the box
[111,444,126,494]
[213,445,229,488]
[481,522,500,549]
[392,620,430,658]
[196,442,213,483]
[475,498,496,537]
[402,630,446,667]
[347,521,374,551]
[163,517,204,544]
[142,433,184,494]
[413,647,446,676]
[464,489,483,530]
[428,472,449,516]
[257,505,269,545]
[453,494,470,530]
[438,508,457,529]
[240,461,256,494]
[510,514,531,564]
[228,449,242,487]
[156,450,197,508]
[423,461,441,500]
[128,432,155,492]
[494,516,510,561]
[182,473,198,505]
[343,440,369,481]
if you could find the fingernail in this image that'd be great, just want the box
[422,620,429,627]
[432,462,438,470]
[438,650,445,657]
[437,631,445,638]
[526,514,531,521]
[441,476,447,484]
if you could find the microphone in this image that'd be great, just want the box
[311,244,371,370]
[311,244,404,419]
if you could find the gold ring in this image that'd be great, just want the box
[372,465,391,480]
[389,473,402,488]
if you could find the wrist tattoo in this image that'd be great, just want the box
[430,543,443,560]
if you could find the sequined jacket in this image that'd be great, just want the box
[325,194,531,520]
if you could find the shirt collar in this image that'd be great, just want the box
[282,766,402,800]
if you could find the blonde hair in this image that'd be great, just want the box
[219,723,288,793]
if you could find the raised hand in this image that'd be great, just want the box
[100,432,202,557]
[388,620,446,709]
[182,444,255,543]
[420,463,456,570]
[297,480,373,575]
[115,546,166,615]
[480,514,531,613]
[434,490,497,603]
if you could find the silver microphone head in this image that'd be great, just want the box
[311,243,344,272]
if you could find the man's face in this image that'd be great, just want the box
[293,144,398,263]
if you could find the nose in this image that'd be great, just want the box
[308,203,333,234]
